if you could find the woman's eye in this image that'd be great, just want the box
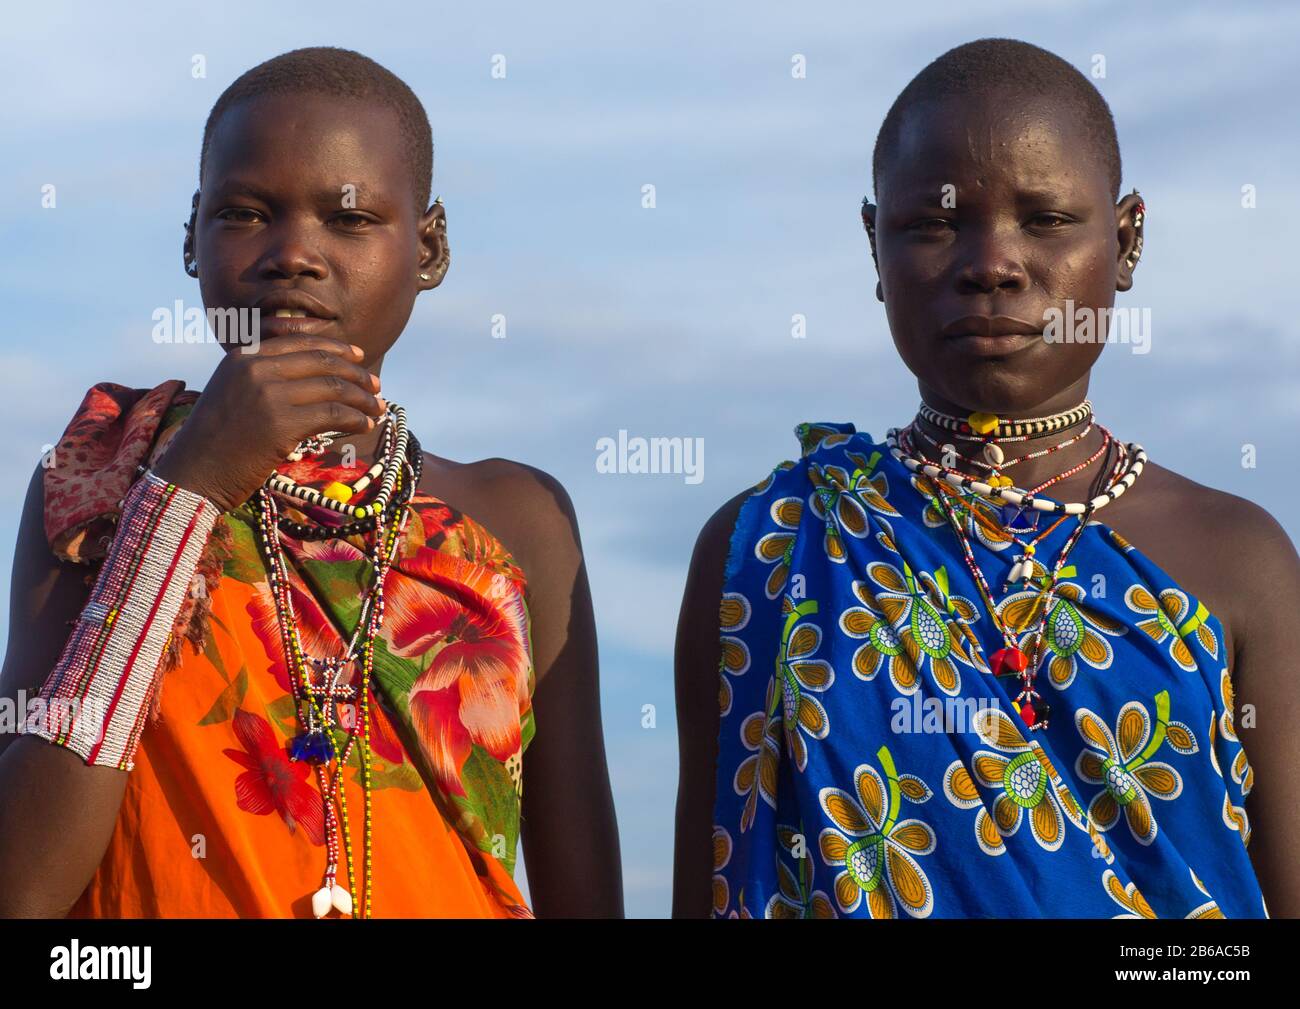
[911,218,954,233]
[1029,213,1070,229]
[333,213,372,230]
[216,208,264,224]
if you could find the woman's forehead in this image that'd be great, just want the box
[205,92,409,191]
[879,93,1110,204]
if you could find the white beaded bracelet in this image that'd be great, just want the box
[29,469,221,770]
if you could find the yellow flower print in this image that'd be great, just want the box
[964,707,1088,852]
[1221,791,1251,845]
[750,459,797,496]
[1088,818,1115,864]
[1102,866,1221,919]
[1232,747,1253,796]
[817,745,936,918]
[774,598,834,773]
[1206,713,1252,843]
[755,496,802,600]
[942,759,1008,856]
[796,422,852,456]
[718,591,753,716]
[808,451,899,564]
[849,560,985,696]
[1102,870,1156,918]
[766,823,836,919]
[1214,669,1254,795]
[997,579,1128,690]
[910,473,1015,553]
[734,676,782,833]
[712,826,732,915]
[872,515,903,555]
[1186,867,1224,919]
[1107,526,1135,553]
[1216,668,1239,742]
[1075,690,1198,846]
[1124,586,1218,671]
[838,579,914,693]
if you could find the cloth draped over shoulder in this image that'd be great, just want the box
[712,421,1264,919]
[44,381,536,918]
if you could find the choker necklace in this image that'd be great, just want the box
[269,405,411,520]
[275,432,423,542]
[910,415,1096,487]
[918,400,1093,439]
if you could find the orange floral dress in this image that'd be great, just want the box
[45,381,535,918]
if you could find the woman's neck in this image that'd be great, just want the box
[907,405,1121,505]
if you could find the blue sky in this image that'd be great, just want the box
[2,0,1297,917]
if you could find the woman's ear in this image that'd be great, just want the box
[416,197,450,290]
[182,189,200,278]
[1115,189,1144,293]
[861,199,884,303]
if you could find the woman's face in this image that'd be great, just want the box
[192,92,441,362]
[870,90,1133,415]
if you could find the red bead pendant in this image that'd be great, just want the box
[1018,698,1050,729]
[990,646,1029,677]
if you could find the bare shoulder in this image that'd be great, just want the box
[677,488,753,673]
[695,489,751,565]
[417,450,581,584]
[1141,461,1294,558]
[1126,460,1299,653]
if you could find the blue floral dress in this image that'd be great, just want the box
[711,422,1264,919]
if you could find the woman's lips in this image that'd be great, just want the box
[256,311,335,338]
[945,331,1041,355]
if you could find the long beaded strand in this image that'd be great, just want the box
[252,430,416,917]
[929,476,1096,730]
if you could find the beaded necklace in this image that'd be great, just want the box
[889,404,1145,731]
[899,422,1114,583]
[251,403,420,918]
[918,399,1092,438]
[268,406,411,521]
[275,432,423,542]
[886,425,1147,517]
[910,414,1095,487]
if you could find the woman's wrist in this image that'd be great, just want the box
[27,469,223,770]
[149,454,238,513]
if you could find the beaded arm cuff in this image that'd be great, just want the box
[28,469,221,770]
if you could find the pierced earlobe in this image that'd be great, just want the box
[862,196,880,269]
[183,190,201,278]
[418,273,431,281]
[1125,188,1145,269]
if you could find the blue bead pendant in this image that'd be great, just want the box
[1000,503,1039,536]
[289,730,335,764]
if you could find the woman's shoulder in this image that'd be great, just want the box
[1112,458,1297,662]
[1132,459,1291,557]
[689,420,873,587]
[416,450,582,588]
